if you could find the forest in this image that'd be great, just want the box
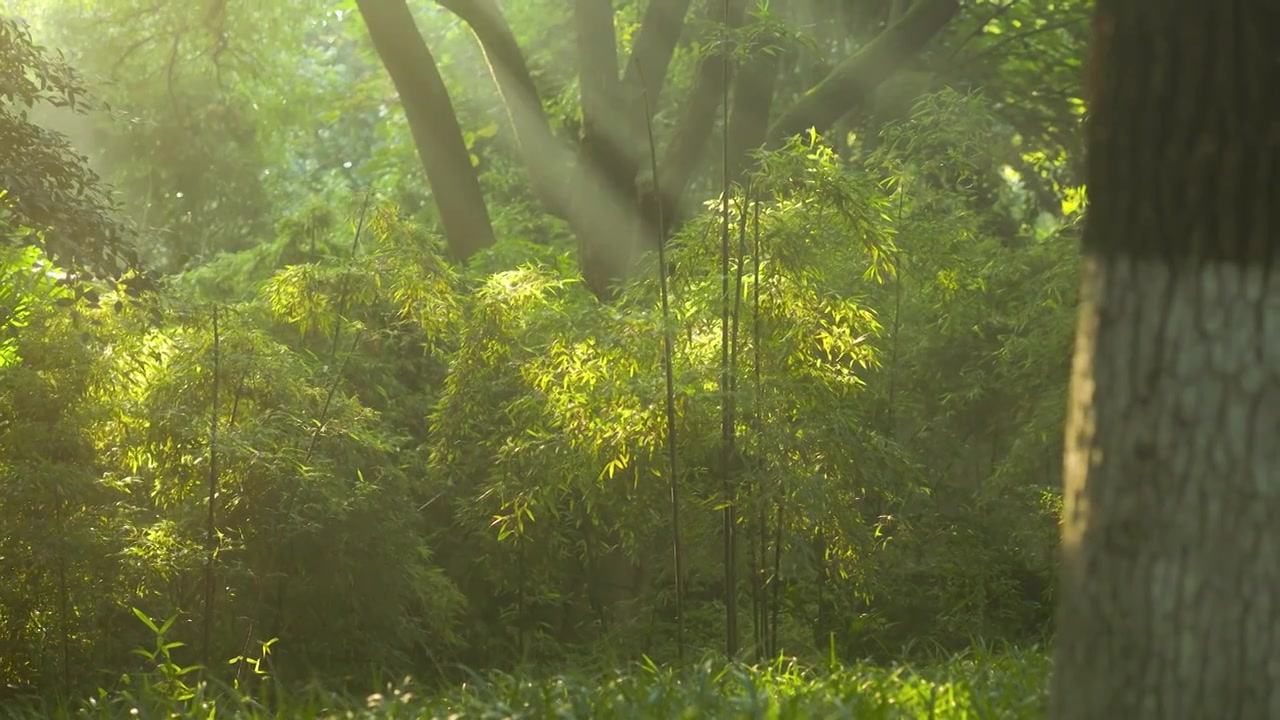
[3,0,1273,717]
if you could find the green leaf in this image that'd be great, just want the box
[131,607,160,635]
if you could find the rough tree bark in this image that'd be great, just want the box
[1051,1,1280,718]
[355,0,496,262]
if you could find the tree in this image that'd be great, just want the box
[1051,1,1280,717]
[358,0,961,299]
[0,16,139,282]
[21,0,1091,296]
[4,0,1096,687]
[354,0,497,262]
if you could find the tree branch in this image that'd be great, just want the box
[573,0,651,299]
[435,0,574,219]
[621,0,694,114]
[356,0,496,261]
[573,0,635,202]
[726,45,780,184]
[575,0,623,153]
[766,0,959,146]
[655,0,750,209]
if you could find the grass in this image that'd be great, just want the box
[7,647,1049,719]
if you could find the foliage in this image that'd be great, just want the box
[1,0,1086,712]
[0,92,1068,693]
[0,16,138,280]
[8,648,1049,719]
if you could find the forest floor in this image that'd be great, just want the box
[7,647,1049,719]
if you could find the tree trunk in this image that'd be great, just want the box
[572,0,646,301]
[726,43,781,185]
[436,0,575,220]
[655,0,750,211]
[1051,2,1280,718]
[622,0,694,116]
[356,0,496,262]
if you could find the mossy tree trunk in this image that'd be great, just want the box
[1052,1,1280,717]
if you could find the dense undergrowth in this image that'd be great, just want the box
[2,98,1070,691]
[6,647,1049,719]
